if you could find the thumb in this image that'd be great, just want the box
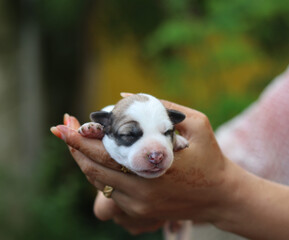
[161,99,208,138]
[94,192,122,221]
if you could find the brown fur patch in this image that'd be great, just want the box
[112,94,149,117]
[106,94,148,144]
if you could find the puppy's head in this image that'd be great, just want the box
[90,94,185,178]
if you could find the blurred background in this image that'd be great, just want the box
[0,0,288,239]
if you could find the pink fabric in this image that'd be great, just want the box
[216,66,289,185]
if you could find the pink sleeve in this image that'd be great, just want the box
[215,66,289,185]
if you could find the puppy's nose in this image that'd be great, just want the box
[148,151,164,164]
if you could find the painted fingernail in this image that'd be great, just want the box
[120,92,133,98]
[50,126,65,140]
[64,113,70,126]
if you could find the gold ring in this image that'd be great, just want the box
[121,165,130,173]
[103,185,114,198]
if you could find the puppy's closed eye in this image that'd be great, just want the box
[115,129,143,146]
[164,129,174,139]
[119,132,140,140]
[164,129,174,136]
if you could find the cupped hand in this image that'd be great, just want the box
[51,114,164,234]
[50,101,230,225]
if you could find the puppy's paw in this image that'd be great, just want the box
[173,135,189,152]
[78,122,104,139]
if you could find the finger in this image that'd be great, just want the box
[62,115,124,189]
[113,213,164,235]
[67,140,117,187]
[120,92,134,98]
[161,99,195,114]
[64,114,82,153]
[50,125,121,170]
[50,125,143,196]
[68,145,133,200]
[68,147,105,189]
[161,100,207,137]
[66,140,141,195]
[94,192,122,221]
[64,113,81,130]
[127,220,164,235]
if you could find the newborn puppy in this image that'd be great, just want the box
[78,93,189,178]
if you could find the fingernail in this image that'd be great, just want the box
[64,113,70,126]
[50,126,65,140]
[120,92,133,98]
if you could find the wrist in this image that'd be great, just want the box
[211,157,289,240]
[209,157,252,232]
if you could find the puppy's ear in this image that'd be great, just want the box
[90,111,111,127]
[167,109,186,125]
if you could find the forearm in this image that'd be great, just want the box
[215,160,289,240]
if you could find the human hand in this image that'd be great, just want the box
[51,113,164,234]
[50,100,233,225]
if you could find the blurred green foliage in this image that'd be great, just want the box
[96,0,288,127]
[3,0,288,240]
